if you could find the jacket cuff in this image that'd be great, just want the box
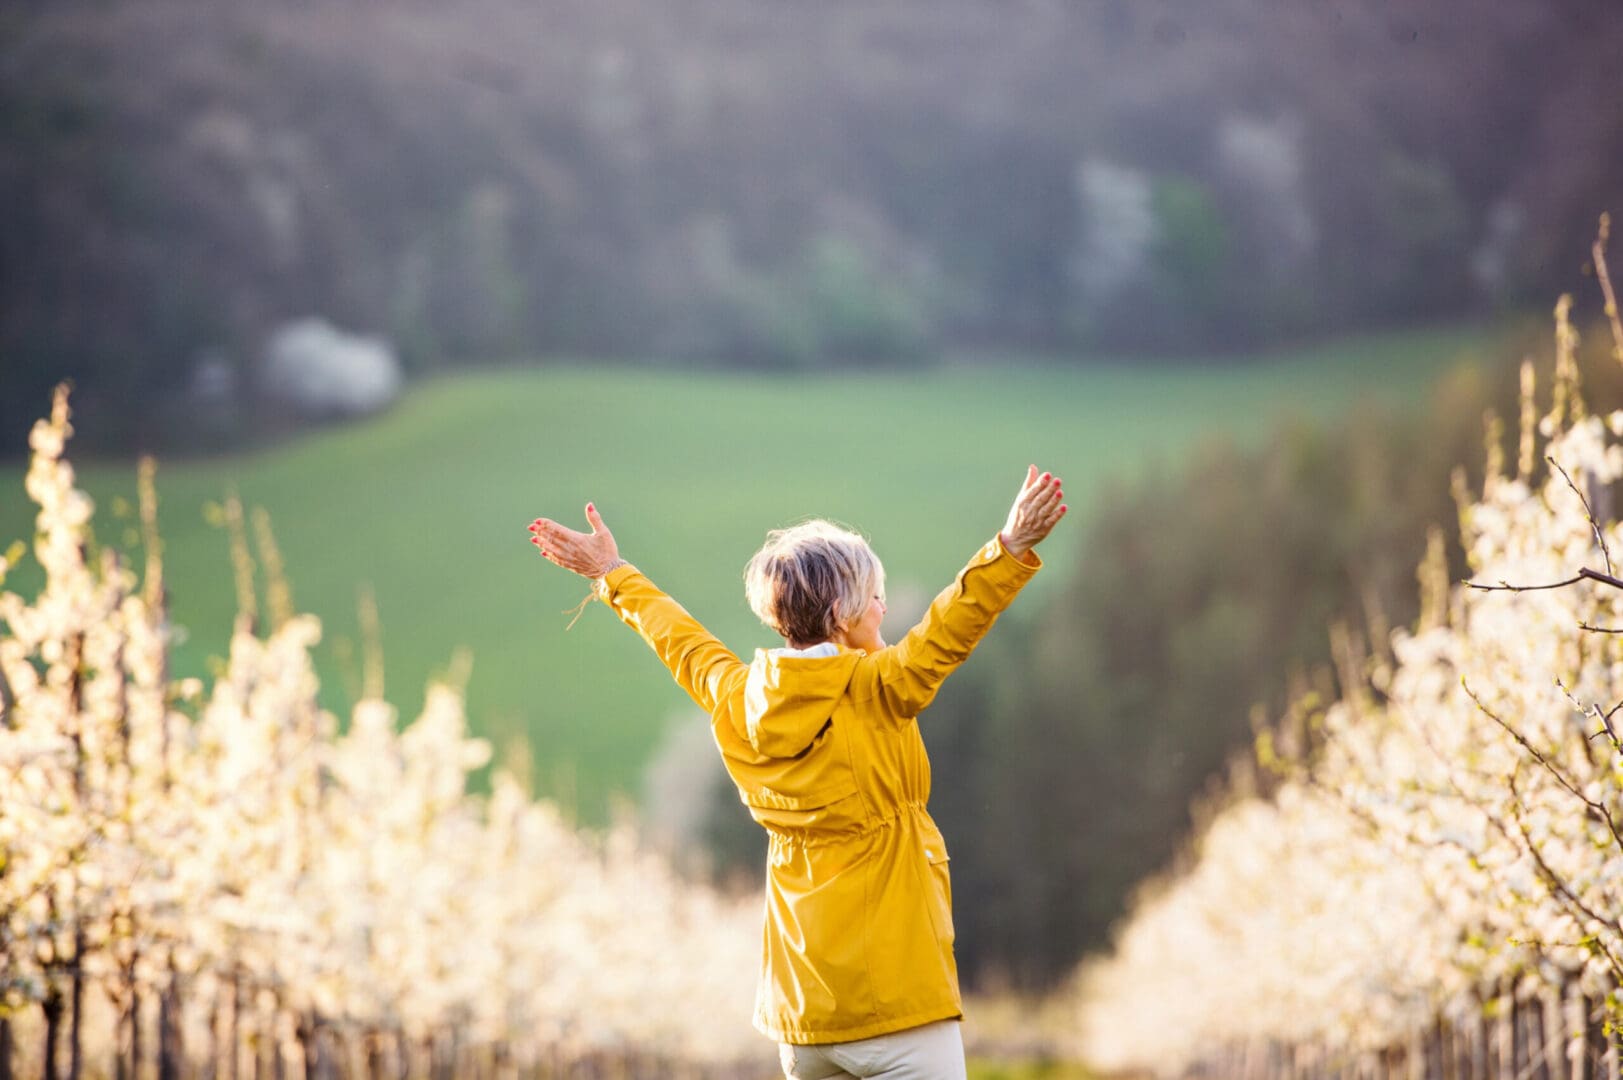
[986,534,1043,573]
[596,562,640,602]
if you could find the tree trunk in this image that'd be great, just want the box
[1533,991,1553,1080]
[44,987,65,1080]
[0,1013,12,1080]
[1477,1007,1494,1080]
[131,980,143,1080]
[296,1015,316,1080]
[1495,989,1514,1080]
[1431,1018,1451,1080]
[364,1029,382,1080]
[229,973,242,1080]
[159,977,183,1080]
[1558,989,1577,1080]
[1583,995,1605,1080]
[436,1031,454,1080]
[69,926,86,1080]
[1539,988,1563,1080]
[1525,990,1550,1080]
[116,996,131,1080]
[204,979,222,1080]
[272,1009,285,1080]
[252,996,263,1080]
[115,956,141,1080]
[1511,995,1529,1080]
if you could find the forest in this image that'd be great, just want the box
[3,0,1621,451]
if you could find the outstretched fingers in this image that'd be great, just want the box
[527,504,620,579]
[1024,471,1063,512]
[1021,469,1068,542]
[528,517,580,561]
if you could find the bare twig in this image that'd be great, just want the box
[1548,455,1614,577]
[1506,934,1604,953]
[1468,567,1623,593]
[1467,573,1586,593]
[1591,702,1623,753]
[1557,679,1623,756]
[1466,680,1623,855]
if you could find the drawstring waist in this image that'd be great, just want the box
[765,799,930,854]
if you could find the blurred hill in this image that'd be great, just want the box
[0,329,1489,830]
[3,0,1620,450]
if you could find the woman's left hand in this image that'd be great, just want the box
[528,503,624,579]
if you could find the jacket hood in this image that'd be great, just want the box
[743,647,862,758]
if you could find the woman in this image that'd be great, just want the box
[527,466,1066,1079]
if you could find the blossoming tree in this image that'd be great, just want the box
[0,388,763,1079]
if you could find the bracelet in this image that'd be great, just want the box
[596,558,628,580]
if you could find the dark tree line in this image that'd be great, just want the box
[4,0,1623,452]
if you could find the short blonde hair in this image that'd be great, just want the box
[743,519,885,647]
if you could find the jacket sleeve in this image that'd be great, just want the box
[596,564,747,714]
[870,535,1041,718]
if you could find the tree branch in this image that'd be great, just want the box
[1463,679,1623,856]
[1503,771,1623,982]
[1547,455,1614,577]
[1466,573,1586,593]
[1467,566,1623,593]
[1556,680,1623,756]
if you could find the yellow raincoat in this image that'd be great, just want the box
[597,535,1041,1044]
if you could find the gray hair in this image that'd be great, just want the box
[743,519,885,647]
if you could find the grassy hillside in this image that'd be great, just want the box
[0,329,1497,819]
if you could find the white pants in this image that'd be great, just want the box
[778,1019,967,1080]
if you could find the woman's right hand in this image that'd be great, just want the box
[999,465,1067,562]
[528,503,625,579]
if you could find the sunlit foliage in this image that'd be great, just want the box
[0,389,761,1076]
[1077,293,1623,1071]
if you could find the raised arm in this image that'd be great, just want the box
[529,504,745,714]
[872,466,1066,716]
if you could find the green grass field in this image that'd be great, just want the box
[0,328,1498,820]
